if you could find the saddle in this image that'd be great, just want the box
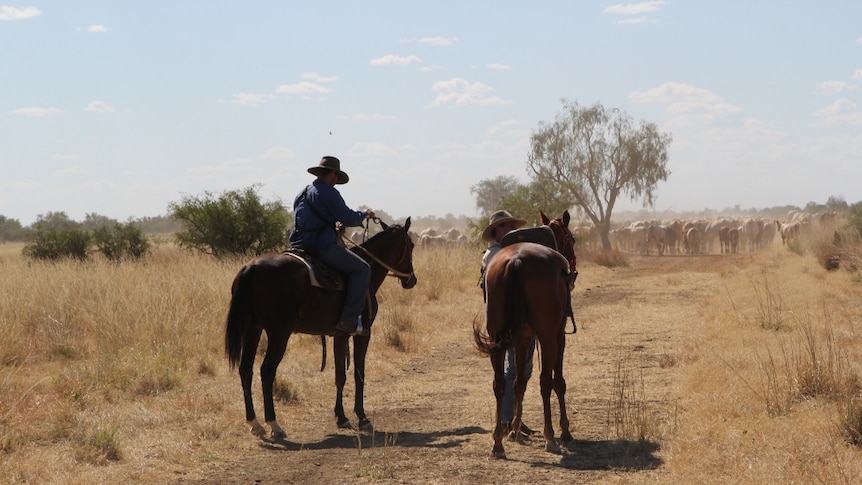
[499,226,578,332]
[500,226,557,251]
[282,249,345,291]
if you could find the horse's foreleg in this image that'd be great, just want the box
[333,336,351,428]
[352,334,372,431]
[259,333,289,440]
[239,327,264,436]
[490,352,507,458]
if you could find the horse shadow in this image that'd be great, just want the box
[548,438,662,471]
[259,427,662,471]
[259,425,484,452]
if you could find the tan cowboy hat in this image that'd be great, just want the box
[307,156,349,184]
[482,210,527,242]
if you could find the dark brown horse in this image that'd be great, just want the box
[225,218,417,439]
[475,211,576,458]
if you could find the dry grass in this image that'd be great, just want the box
[2,228,862,483]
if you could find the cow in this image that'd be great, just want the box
[685,227,701,255]
[718,226,731,254]
[647,224,666,256]
[728,227,740,253]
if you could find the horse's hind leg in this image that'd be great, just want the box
[539,364,560,453]
[351,334,372,431]
[554,366,573,443]
[239,327,266,437]
[554,337,573,443]
[490,351,507,458]
[260,332,290,440]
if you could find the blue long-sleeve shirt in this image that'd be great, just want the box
[289,179,367,252]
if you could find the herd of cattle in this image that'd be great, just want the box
[599,210,840,255]
[348,210,841,255]
[349,226,470,249]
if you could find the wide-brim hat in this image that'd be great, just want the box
[308,156,349,184]
[482,210,527,242]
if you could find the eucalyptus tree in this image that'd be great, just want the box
[528,100,672,250]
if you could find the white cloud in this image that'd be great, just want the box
[603,1,668,15]
[0,5,41,20]
[274,82,332,95]
[486,63,511,71]
[426,78,513,107]
[13,107,63,117]
[420,65,445,73]
[88,24,107,33]
[231,92,276,106]
[300,72,339,83]
[630,82,741,124]
[815,81,858,94]
[853,69,862,80]
[416,36,457,46]
[53,166,87,177]
[486,119,519,136]
[257,147,295,161]
[813,98,862,125]
[370,54,422,66]
[86,101,114,112]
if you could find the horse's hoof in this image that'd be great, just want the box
[271,430,287,441]
[491,449,507,460]
[358,419,373,432]
[544,439,561,454]
[249,423,267,438]
[337,419,354,430]
[560,430,574,443]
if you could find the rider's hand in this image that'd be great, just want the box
[366,210,375,219]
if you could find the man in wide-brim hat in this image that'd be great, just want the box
[307,155,350,184]
[289,156,375,335]
[481,210,527,242]
[479,209,536,438]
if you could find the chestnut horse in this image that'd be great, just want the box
[475,210,576,458]
[225,218,417,439]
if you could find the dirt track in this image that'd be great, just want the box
[176,255,725,484]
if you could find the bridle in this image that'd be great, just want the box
[347,218,417,284]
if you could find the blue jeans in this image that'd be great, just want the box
[320,244,370,324]
[502,337,535,423]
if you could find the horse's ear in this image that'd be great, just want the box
[540,210,550,225]
[404,217,411,231]
[380,220,389,230]
[563,210,570,227]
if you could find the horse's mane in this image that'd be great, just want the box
[361,223,405,245]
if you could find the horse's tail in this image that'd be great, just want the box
[474,258,524,355]
[225,264,254,370]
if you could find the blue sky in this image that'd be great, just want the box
[2,1,861,226]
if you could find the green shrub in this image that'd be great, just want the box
[23,213,92,261]
[168,185,292,258]
[93,222,151,261]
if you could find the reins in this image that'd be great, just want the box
[342,217,414,279]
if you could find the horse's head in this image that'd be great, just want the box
[542,210,577,273]
[361,217,417,289]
